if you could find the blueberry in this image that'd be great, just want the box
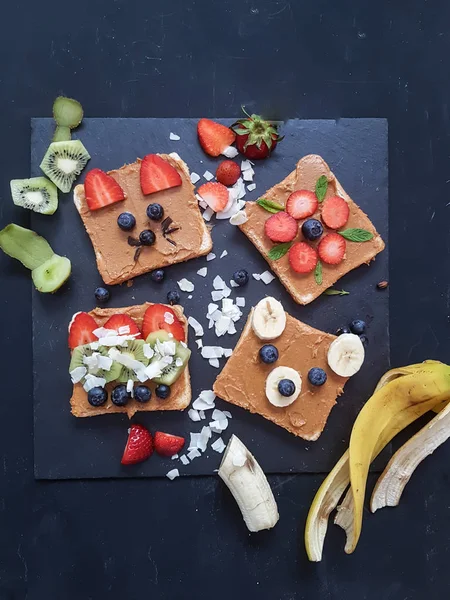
[117,212,136,231]
[278,379,296,397]
[359,334,369,348]
[150,269,165,283]
[139,230,156,246]
[308,367,327,386]
[94,287,110,303]
[302,218,323,241]
[87,387,108,407]
[111,384,131,406]
[336,326,351,336]
[259,344,279,364]
[155,384,171,399]
[134,385,152,403]
[147,203,164,221]
[350,319,366,335]
[167,290,180,305]
[233,269,249,286]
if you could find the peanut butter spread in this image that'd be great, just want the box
[213,309,348,441]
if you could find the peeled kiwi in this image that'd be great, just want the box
[52,126,71,142]
[117,340,150,383]
[53,96,83,128]
[40,140,90,193]
[10,177,58,215]
[69,344,121,383]
[31,254,71,293]
[0,224,54,270]
[146,330,191,385]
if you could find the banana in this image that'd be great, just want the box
[265,366,302,407]
[327,333,364,377]
[251,297,286,341]
[371,400,450,512]
[218,434,279,532]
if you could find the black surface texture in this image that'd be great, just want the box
[31,117,389,480]
[1,1,449,598]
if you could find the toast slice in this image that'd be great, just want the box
[74,153,213,285]
[239,155,385,305]
[213,308,348,441]
[70,302,191,418]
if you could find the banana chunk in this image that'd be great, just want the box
[327,333,364,377]
[251,297,286,341]
[265,366,302,407]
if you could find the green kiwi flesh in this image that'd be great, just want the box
[40,140,90,193]
[117,340,150,383]
[10,177,58,215]
[0,223,54,270]
[53,96,83,128]
[52,126,71,142]
[146,330,191,386]
[31,254,71,293]
[69,344,121,383]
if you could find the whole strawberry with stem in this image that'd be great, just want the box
[232,107,283,160]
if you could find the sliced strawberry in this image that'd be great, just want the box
[197,118,236,157]
[197,182,229,212]
[321,196,350,230]
[216,160,241,186]
[140,154,182,195]
[286,190,318,220]
[68,312,98,349]
[288,242,318,274]
[142,304,185,342]
[154,431,185,457]
[84,169,125,211]
[264,211,298,243]
[318,233,346,265]
[121,424,153,465]
[103,314,142,338]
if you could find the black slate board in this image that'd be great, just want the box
[30,117,389,479]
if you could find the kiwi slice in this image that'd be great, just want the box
[40,140,90,193]
[0,224,54,270]
[52,126,71,142]
[146,330,191,386]
[31,254,71,293]
[53,96,83,128]
[10,177,58,215]
[117,340,150,383]
[69,344,121,384]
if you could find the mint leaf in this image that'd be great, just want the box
[315,175,328,202]
[268,242,292,261]
[338,228,373,242]
[257,198,284,214]
[314,260,323,285]
[324,289,350,296]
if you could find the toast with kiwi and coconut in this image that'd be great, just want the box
[69,302,192,418]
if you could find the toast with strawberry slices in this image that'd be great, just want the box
[74,153,212,286]
[70,302,191,418]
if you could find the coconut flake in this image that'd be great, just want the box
[232,177,246,199]
[118,325,130,335]
[195,339,203,349]
[188,409,201,422]
[236,297,246,308]
[166,469,179,480]
[90,341,100,350]
[190,172,201,184]
[207,303,219,316]
[211,438,226,453]
[213,275,226,290]
[180,455,189,465]
[220,250,228,259]
[187,448,201,460]
[230,210,248,226]
[252,273,261,281]
[211,290,224,302]
[200,390,216,404]
[215,315,231,336]
[83,374,106,393]
[92,327,117,339]
[222,145,239,158]
[70,366,87,384]
[202,207,214,222]
[203,170,214,181]
[221,285,232,298]
[201,346,224,359]
[232,451,247,467]
[206,253,216,262]
[241,159,253,171]
[209,358,220,368]
[197,267,208,277]
[97,355,113,371]
[171,454,179,460]
[260,271,275,285]
[199,410,206,419]
[247,183,256,192]
[228,322,237,335]
[229,279,240,288]
[223,348,233,358]
[223,410,232,418]
[169,132,180,141]
[169,152,181,161]
[188,316,204,337]
[242,167,255,182]
[175,357,183,367]
[188,295,193,300]
[178,278,195,293]
[126,379,134,397]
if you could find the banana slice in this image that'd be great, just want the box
[327,333,364,377]
[265,366,302,407]
[252,297,286,341]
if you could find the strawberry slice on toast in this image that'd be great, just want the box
[103,314,142,338]
[142,304,185,342]
[84,169,125,211]
[140,154,182,195]
[68,312,98,349]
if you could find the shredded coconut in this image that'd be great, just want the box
[190,172,201,184]
[203,170,214,181]
[197,267,207,277]
[206,252,216,261]
[166,469,180,480]
[178,278,195,292]
[169,132,180,140]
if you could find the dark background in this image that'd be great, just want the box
[1,1,449,598]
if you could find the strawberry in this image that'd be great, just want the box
[68,312,98,349]
[197,182,229,212]
[216,160,241,186]
[232,107,283,160]
[142,304,185,342]
[103,314,142,338]
[154,431,185,457]
[318,233,346,265]
[286,190,318,220]
[84,169,125,211]
[288,242,318,274]
[197,118,236,157]
[121,424,153,465]
[140,154,182,195]
[264,211,298,243]
[321,196,350,230]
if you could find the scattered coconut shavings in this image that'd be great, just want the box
[236,297,246,307]
[213,275,226,290]
[215,315,232,336]
[229,280,240,288]
[223,410,232,418]
[197,267,208,277]
[203,170,214,181]
[247,183,256,191]
[229,210,248,225]
[220,250,228,258]
[187,448,201,461]
[118,325,131,335]
[199,410,206,419]
[188,409,201,422]
[90,341,100,350]
[206,253,216,261]
[242,167,255,182]
[232,177,246,199]
[188,316,204,337]
[171,454,179,460]
[188,295,193,300]
[169,132,180,141]
[222,145,239,158]
[190,172,201,184]
[195,339,203,349]
[260,271,275,285]
[202,207,214,221]
[96,355,113,371]
[232,451,247,467]
[180,455,190,465]
[83,374,106,393]
[211,290,225,302]
[201,346,224,359]
[208,319,214,329]
[196,194,208,209]
[178,278,195,292]
[211,438,226,453]
[166,469,179,480]
[207,303,219,316]
[164,311,175,325]
[192,390,216,411]
[241,159,254,170]
[228,322,237,335]
[175,357,183,367]
[209,358,220,368]
[252,273,261,281]
[209,409,229,433]
[126,379,134,396]
[188,433,202,450]
[70,366,87,384]
[222,286,232,298]
[223,348,233,358]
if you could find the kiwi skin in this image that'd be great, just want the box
[0,224,54,270]
[53,96,83,128]
[52,126,71,142]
